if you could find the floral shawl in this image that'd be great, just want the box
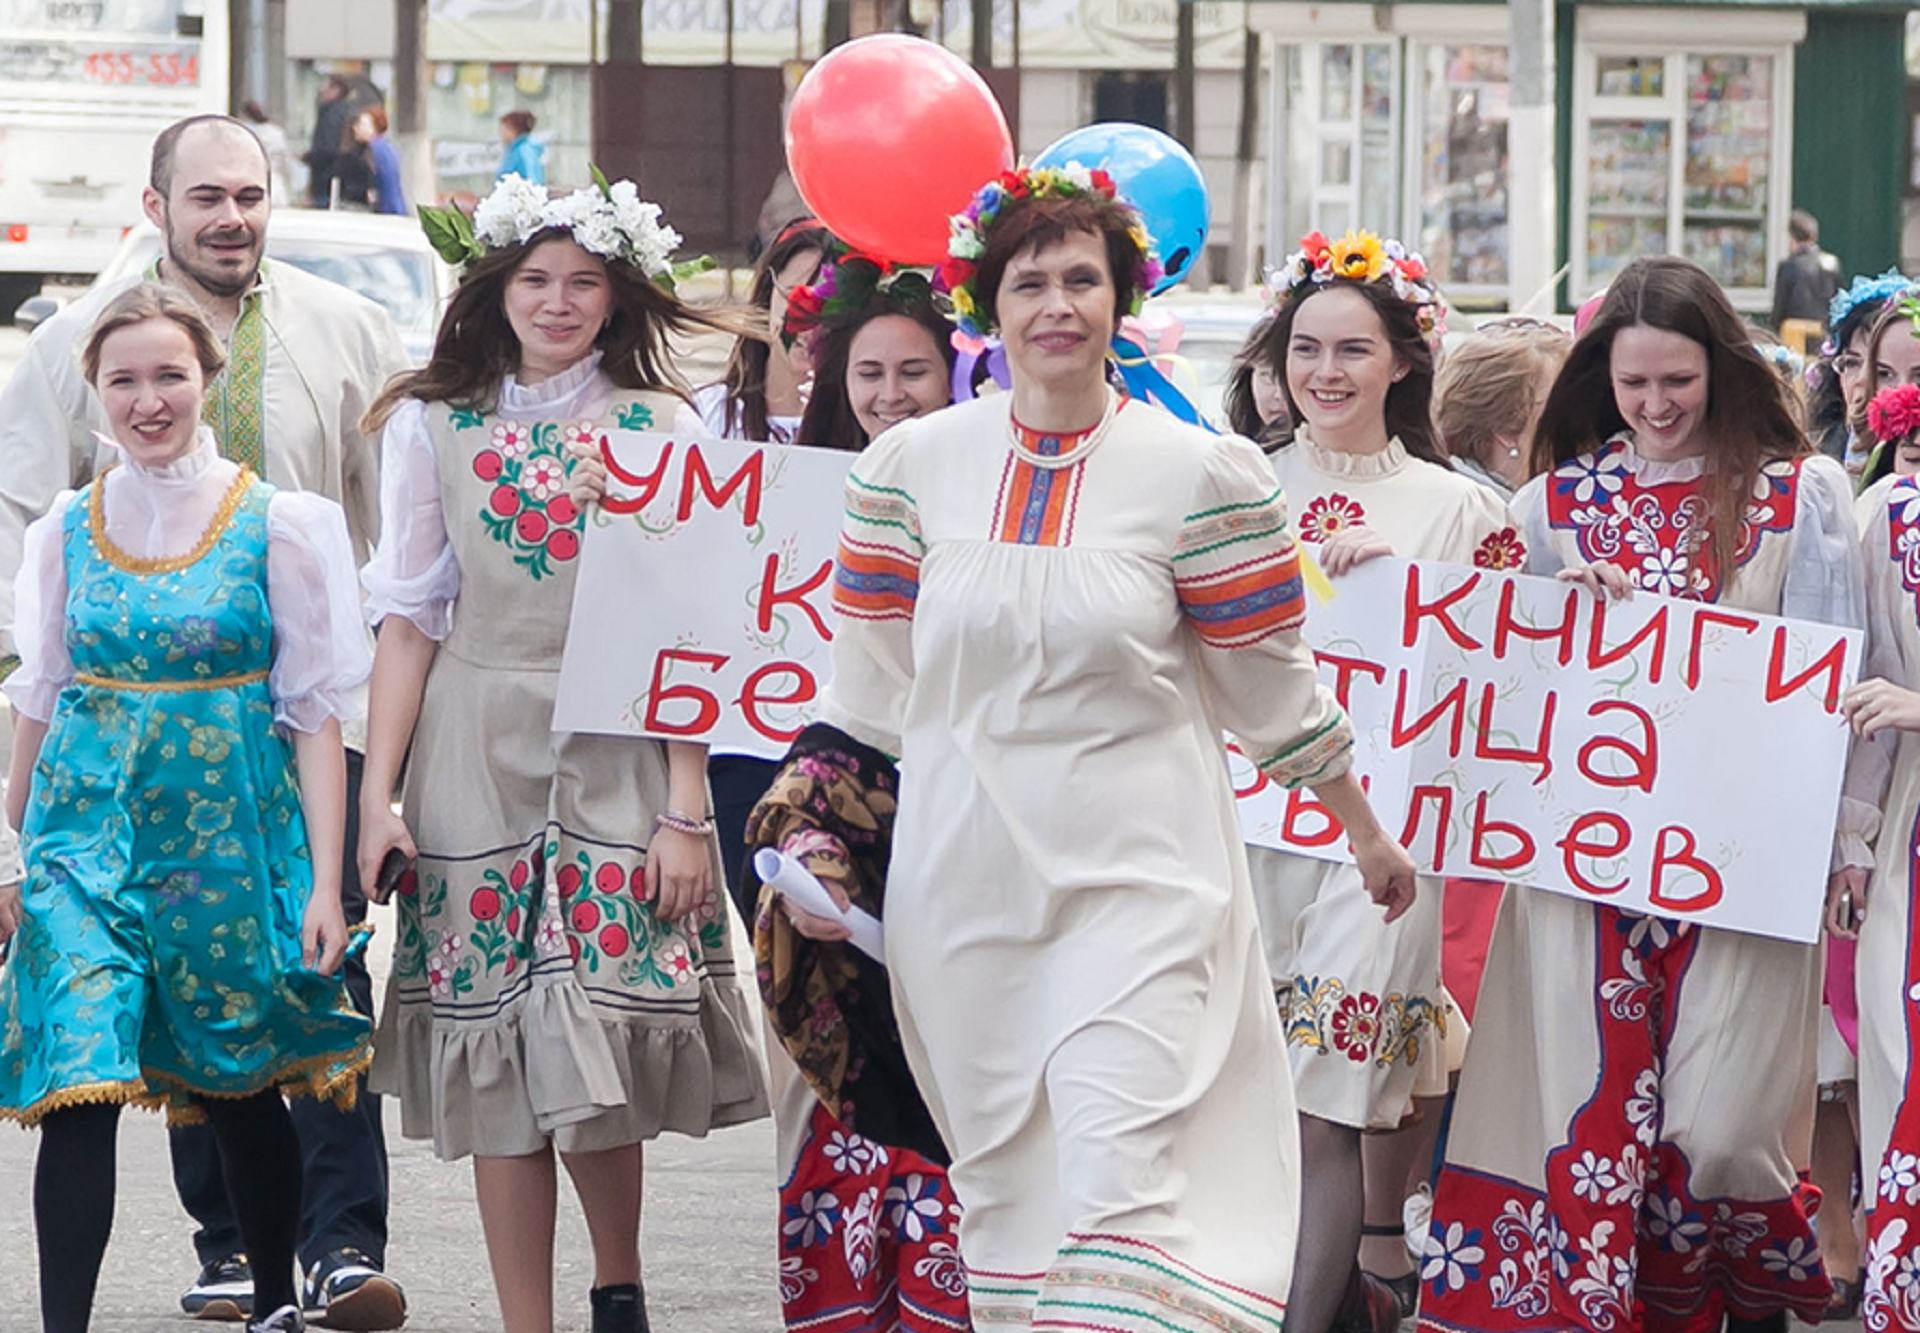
[744,724,948,1165]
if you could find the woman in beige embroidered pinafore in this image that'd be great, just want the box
[356,175,767,1333]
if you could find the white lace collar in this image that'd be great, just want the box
[95,425,224,484]
[501,351,605,415]
[1295,428,1409,480]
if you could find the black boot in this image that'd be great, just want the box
[591,1282,649,1333]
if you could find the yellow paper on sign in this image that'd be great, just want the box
[1298,543,1336,604]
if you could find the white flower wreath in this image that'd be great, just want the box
[423,166,709,291]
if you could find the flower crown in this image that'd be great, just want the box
[936,164,1163,340]
[1830,268,1914,341]
[1266,229,1445,342]
[782,251,940,350]
[1869,383,1920,444]
[419,166,713,292]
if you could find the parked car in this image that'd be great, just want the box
[17,210,452,364]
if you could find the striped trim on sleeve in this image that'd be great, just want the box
[833,472,923,623]
[1173,485,1308,648]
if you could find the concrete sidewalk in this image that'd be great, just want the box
[0,1097,781,1332]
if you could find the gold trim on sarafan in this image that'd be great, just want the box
[88,465,257,575]
[74,669,269,694]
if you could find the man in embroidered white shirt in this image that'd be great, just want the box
[0,115,409,1330]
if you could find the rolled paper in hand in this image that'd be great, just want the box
[753,847,886,962]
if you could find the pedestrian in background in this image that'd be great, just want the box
[1433,317,1570,496]
[0,113,411,1329]
[305,75,354,209]
[240,99,294,201]
[1772,209,1844,337]
[356,105,408,217]
[497,111,545,185]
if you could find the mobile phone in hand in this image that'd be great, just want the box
[374,848,414,902]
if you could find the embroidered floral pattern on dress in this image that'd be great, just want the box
[1544,438,1801,601]
[1283,974,1439,1070]
[1474,528,1528,570]
[1865,806,1920,1332]
[779,1101,972,1331]
[1297,493,1367,543]
[456,411,593,578]
[1419,908,1830,1333]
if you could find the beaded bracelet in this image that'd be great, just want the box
[655,809,715,837]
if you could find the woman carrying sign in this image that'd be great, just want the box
[1240,230,1522,1333]
[354,175,767,1333]
[1835,377,1920,1330]
[770,166,1417,1331]
[1420,255,1865,1333]
[745,252,973,1332]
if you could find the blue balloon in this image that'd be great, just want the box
[1034,124,1209,294]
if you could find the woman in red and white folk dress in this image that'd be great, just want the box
[1241,231,1522,1333]
[1420,255,1865,1333]
[1837,381,1920,1332]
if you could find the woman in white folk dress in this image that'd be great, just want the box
[770,167,1417,1332]
[1421,254,1865,1333]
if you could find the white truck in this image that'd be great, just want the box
[0,1,228,316]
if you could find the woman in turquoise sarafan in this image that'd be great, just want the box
[0,284,373,1333]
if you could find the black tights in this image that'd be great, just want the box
[36,1091,304,1333]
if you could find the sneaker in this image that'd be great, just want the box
[182,1254,254,1321]
[305,1248,407,1331]
[248,1305,305,1333]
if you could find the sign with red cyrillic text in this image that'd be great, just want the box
[552,431,854,754]
[1233,559,1861,943]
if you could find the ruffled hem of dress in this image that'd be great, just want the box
[372,968,768,1159]
[1,1040,372,1129]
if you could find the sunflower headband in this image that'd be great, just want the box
[418,165,714,292]
[936,164,1163,340]
[1267,229,1445,343]
[782,252,941,350]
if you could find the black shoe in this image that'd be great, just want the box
[182,1254,254,1321]
[304,1248,407,1330]
[590,1282,651,1333]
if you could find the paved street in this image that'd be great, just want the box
[0,321,782,1332]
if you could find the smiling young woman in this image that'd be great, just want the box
[2,284,373,1333]
[1244,230,1521,1333]
[1420,255,1866,1333]
[357,179,767,1333]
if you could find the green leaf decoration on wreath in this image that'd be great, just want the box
[418,202,485,267]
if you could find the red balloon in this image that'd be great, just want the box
[786,35,1015,266]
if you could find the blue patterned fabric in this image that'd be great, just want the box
[0,473,370,1125]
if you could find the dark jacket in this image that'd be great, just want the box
[1771,245,1843,331]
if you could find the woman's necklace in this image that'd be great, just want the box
[1006,389,1120,471]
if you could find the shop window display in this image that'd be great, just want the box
[1415,43,1511,291]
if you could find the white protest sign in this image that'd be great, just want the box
[552,430,854,754]
[555,445,1860,942]
[1234,559,1860,943]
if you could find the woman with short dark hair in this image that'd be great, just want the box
[769,166,1415,1330]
